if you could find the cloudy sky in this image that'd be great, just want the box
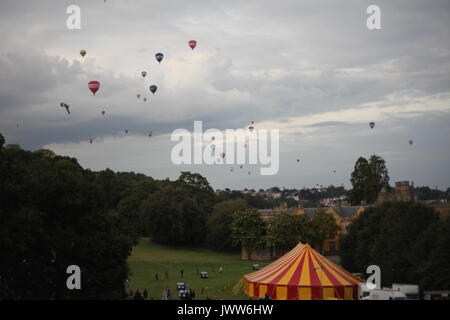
[1,0,449,190]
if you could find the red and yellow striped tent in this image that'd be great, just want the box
[243,243,363,300]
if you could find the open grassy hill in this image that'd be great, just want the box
[127,238,270,300]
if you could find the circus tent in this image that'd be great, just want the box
[243,243,363,300]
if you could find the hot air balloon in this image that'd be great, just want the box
[188,40,197,50]
[409,140,413,145]
[88,81,100,95]
[249,126,254,132]
[80,49,87,57]
[60,102,70,114]
[149,85,158,94]
[148,130,153,137]
[101,110,106,115]
[89,138,94,144]
[369,122,375,129]
[155,53,164,63]
[141,71,147,78]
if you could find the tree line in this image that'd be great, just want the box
[0,135,337,299]
[2,134,449,298]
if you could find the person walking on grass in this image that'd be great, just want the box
[134,289,143,300]
[180,269,184,278]
[143,288,148,299]
[155,273,159,281]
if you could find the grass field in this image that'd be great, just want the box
[127,238,270,300]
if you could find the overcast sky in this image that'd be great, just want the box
[0,0,449,190]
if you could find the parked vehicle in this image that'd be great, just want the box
[423,290,450,300]
[368,289,407,300]
[176,282,187,290]
[392,284,419,300]
[358,283,371,300]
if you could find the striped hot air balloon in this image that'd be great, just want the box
[88,81,100,95]
[243,243,363,300]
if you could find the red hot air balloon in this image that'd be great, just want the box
[188,40,197,50]
[88,81,100,95]
[141,71,147,78]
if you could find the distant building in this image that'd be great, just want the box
[376,181,450,218]
[377,181,417,203]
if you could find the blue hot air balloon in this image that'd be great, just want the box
[149,85,158,94]
[155,53,164,63]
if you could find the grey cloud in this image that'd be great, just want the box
[0,0,449,189]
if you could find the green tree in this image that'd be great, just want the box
[349,155,389,204]
[230,208,266,250]
[0,138,133,299]
[311,209,339,253]
[140,173,215,246]
[411,217,450,290]
[205,199,248,251]
[340,201,442,289]
[266,213,312,250]
[117,177,160,239]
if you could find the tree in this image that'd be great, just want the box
[266,213,312,250]
[140,173,215,246]
[340,201,442,289]
[205,199,248,251]
[230,209,266,250]
[117,177,159,239]
[413,217,450,290]
[0,140,133,299]
[310,209,339,254]
[349,155,389,204]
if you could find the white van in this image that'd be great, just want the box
[359,283,371,300]
[369,289,407,300]
[392,284,419,300]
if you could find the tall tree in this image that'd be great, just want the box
[205,199,248,251]
[349,155,389,204]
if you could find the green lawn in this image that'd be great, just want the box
[127,238,270,300]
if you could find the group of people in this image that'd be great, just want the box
[127,288,151,300]
[154,269,184,280]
